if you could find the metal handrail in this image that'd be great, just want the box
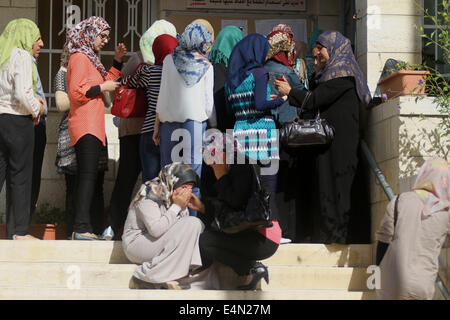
[361,140,449,300]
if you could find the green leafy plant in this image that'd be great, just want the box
[415,0,450,137]
[30,203,66,226]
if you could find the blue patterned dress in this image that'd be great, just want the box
[226,73,279,161]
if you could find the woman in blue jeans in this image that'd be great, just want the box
[155,22,214,216]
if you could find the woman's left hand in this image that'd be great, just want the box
[114,43,127,62]
[275,76,292,96]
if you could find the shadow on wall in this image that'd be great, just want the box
[399,118,449,180]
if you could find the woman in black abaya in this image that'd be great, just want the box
[275,31,372,244]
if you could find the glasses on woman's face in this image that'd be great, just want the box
[99,33,110,42]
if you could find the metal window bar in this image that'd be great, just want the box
[39,0,153,111]
[361,140,449,300]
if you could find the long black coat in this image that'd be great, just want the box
[288,76,365,244]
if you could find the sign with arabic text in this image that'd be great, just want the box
[187,0,306,11]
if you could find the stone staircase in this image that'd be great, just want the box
[0,241,377,300]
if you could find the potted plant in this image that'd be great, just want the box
[377,61,430,100]
[0,203,66,240]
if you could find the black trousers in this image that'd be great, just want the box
[30,117,47,216]
[106,134,142,232]
[73,134,105,234]
[199,229,279,276]
[0,114,34,239]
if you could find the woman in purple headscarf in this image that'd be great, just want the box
[275,30,372,244]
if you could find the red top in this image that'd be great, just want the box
[258,220,282,245]
[67,53,122,146]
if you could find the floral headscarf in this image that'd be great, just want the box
[208,25,244,68]
[413,157,449,218]
[0,18,41,93]
[172,22,213,87]
[266,24,296,68]
[315,31,372,106]
[130,163,199,209]
[67,16,111,79]
[139,20,177,65]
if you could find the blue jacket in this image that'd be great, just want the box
[264,59,305,125]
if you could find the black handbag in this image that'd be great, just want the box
[211,165,273,234]
[279,91,335,148]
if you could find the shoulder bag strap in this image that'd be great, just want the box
[297,90,312,119]
[126,63,146,88]
[394,194,400,229]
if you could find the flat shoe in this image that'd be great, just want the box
[13,234,41,241]
[72,232,103,241]
[130,276,190,290]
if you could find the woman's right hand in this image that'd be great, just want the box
[275,76,292,96]
[101,80,120,92]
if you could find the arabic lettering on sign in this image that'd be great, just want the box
[186,0,306,10]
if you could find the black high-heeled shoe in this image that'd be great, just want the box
[237,262,269,290]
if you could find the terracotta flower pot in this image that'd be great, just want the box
[0,224,66,240]
[378,70,430,100]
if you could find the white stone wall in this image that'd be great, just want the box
[355,0,423,95]
[367,96,449,293]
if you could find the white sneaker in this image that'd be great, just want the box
[280,237,292,244]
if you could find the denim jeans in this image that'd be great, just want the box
[140,131,160,183]
[160,120,207,216]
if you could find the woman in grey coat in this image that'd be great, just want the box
[122,163,204,289]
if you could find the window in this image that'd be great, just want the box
[37,0,154,110]
[422,0,449,78]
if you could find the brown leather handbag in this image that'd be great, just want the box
[279,91,335,147]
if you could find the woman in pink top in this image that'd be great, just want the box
[188,132,281,290]
[66,16,127,240]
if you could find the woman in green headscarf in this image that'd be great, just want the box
[0,18,45,240]
[207,25,244,131]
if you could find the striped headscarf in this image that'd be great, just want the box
[172,22,212,87]
[266,24,296,68]
[413,157,449,218]
[315,31,372,106]
[67,16,111,79]
[139,20,177,65]
[0,18,41,93]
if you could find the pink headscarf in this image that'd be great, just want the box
[413,157,449,217]
[67,16,111,79]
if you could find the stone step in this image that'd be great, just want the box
[0,262,371,291]
[0,287,376,300]
[0,241,373,267]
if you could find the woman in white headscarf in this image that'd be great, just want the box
[376,157,449,300]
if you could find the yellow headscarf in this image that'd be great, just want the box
[0,18,40,93]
